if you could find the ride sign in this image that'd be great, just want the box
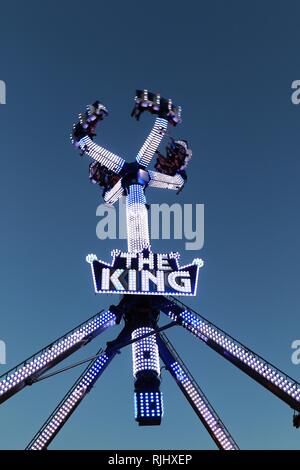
[86,249,203,296]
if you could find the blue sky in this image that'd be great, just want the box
[0,0,300,449]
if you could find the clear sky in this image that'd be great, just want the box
[0,0,300,450]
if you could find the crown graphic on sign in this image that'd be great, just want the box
[86,248,204,296]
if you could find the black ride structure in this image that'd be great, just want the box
[1,90,300,450]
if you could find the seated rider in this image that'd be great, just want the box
[89,162,121,196]
[154,139,191,178]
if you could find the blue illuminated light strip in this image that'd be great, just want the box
[79,136,125,174]
[132,327,160,377]
[148,171,184,191]
[0,311,116,401]
[134,392,164,419]
[126,184,150,253]
[170,362,237,450]
[28,354,111,450]
[136,117,168,167]
[165,307,300,405]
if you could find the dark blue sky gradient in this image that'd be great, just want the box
[0,0,300,449]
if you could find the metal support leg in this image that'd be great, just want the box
[157,332,239,450]
[159,296,300,412]
[26,348,117,450]
[0,310,116,405]
[26,325,132,450]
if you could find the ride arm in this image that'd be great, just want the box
[136,117,168,167]
[147,170,184,191]
[71,101,126,174]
